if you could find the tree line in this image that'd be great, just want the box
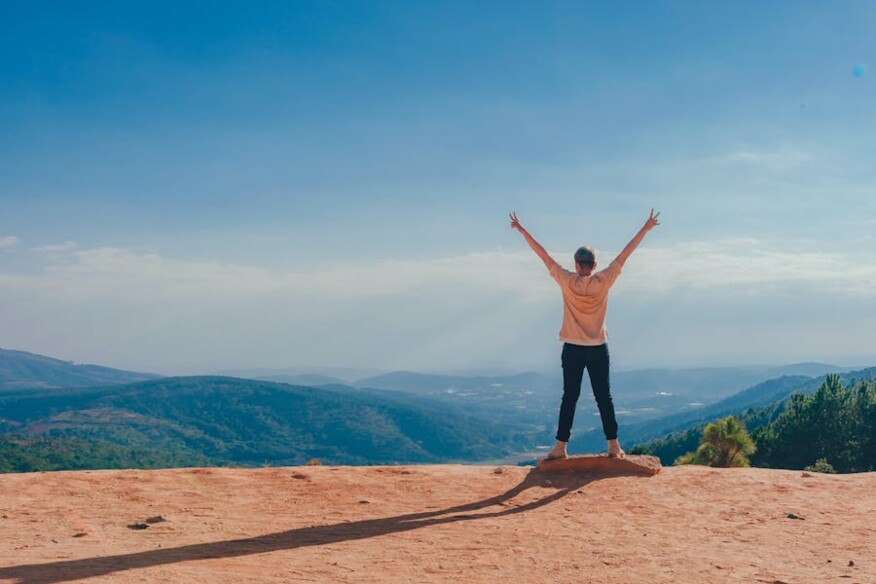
[634,375,875,473]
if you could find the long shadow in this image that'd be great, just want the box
[0,468,646,583]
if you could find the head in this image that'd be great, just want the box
[574,246,596,275]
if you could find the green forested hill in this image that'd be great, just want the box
[570,374,814,453]
[632,369,876,472]
[575,368,876,454]
[0,347,159,390]
[0,376,526,472]
[628,402,786,466]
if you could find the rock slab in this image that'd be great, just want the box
[537,453,662,475]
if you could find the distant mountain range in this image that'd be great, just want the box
[257,363,862,448]
[255,363,859,398]
[0,346,869,472]
[0,348,160,391]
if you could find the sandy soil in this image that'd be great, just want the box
[0,464,873,583]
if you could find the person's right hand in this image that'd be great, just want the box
[509,211,522,231]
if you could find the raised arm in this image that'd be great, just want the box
[509,212,558,270]
[614,209,660,267]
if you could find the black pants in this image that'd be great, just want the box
[556,343,618,442]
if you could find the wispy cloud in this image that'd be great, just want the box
[712,146,812,172]
[32,241,77,253]
[7,238,876,305]
[620,239,876,296]
[0,235,20,249]
[2,239,873,372]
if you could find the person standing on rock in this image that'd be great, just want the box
[510,209,660,461]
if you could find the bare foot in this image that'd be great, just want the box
[607,439,625,459]
[544,441,568,461]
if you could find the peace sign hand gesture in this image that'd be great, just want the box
[644,208,661,231]
[509,211,523,231]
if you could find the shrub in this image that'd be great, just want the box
[803,458,837,474]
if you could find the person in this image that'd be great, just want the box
[510,209,660,460]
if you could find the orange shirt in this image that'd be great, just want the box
[544,258,623,346]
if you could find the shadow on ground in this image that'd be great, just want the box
[0,468,650,583]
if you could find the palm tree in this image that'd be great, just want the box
[675,416,756,468]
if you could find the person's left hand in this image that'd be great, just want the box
[645,208,661,231]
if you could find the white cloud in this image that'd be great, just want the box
[21,247,549,304]
[1,239,874,372]
[0,235,20,249]
[618,239,876,296]
[32,241,78,253]
[713,146,811,172]
[18,238,876,304]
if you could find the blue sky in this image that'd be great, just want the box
[1,2,875,374]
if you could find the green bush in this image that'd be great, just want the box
[803,458,837,474]
[673,416,756,468]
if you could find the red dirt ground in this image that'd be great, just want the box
[1,464,873,583]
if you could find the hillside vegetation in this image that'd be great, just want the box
[752,374,875,472]
[634,374,876,473]
[1,346,872,474]
[0,347,159,390]
[0,376,526,472]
